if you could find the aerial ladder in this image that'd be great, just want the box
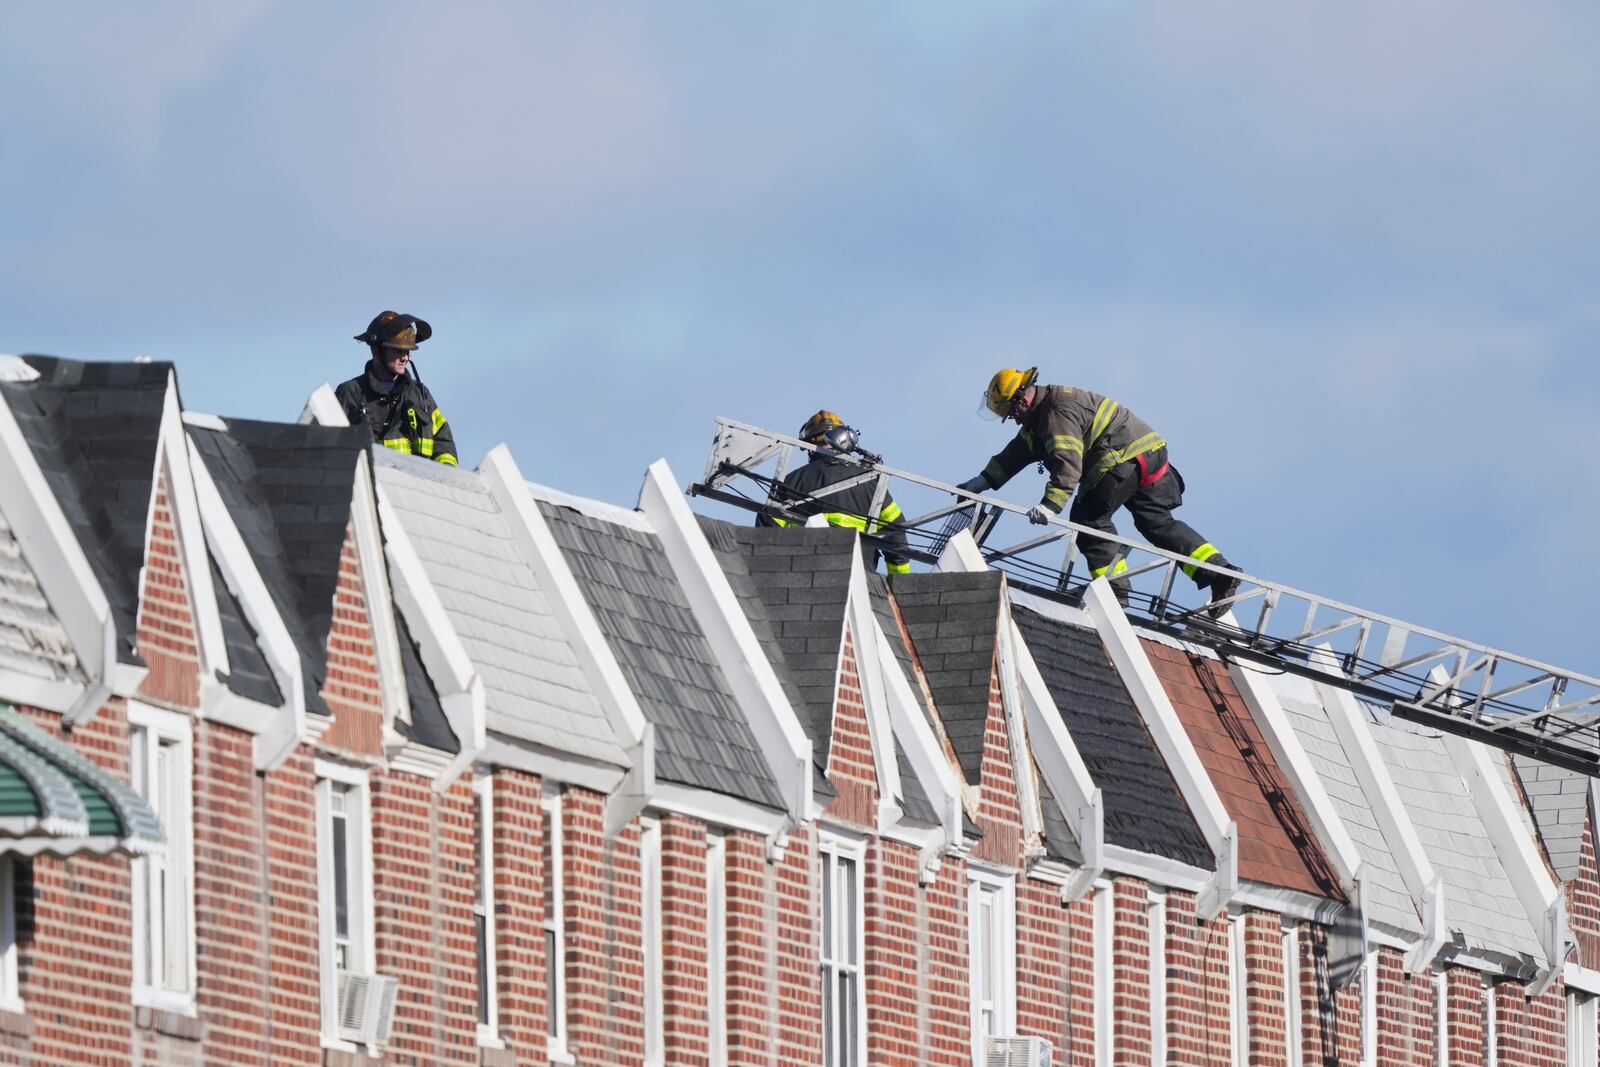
[690,417,1600,776]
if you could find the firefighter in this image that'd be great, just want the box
[956,368,1240,608]
[336,311,458,466]
[759,410,912,575]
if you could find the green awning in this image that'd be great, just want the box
[0,706,164,856]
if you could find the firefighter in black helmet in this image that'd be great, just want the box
[336,311,459,466]
[758,410,912,575]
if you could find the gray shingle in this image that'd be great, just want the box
[1512,755,1593,884]
[539,501,783,810]
[1012,604,1213,870]
[892,572,1002,785]
[209,552,281,707]
[0,509,84,687]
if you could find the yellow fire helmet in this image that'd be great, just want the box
[799,410,845,443]
[981,367,1038,420]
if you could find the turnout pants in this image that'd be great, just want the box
[1067,447,1217,586]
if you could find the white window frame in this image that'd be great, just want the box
[1436,968,1449,1067]
[1568,989,1597,1067]
[640,817,664,1067]
[1283,923,1303,1067]
[707,832,727,1066]
[1361,947,1379,1067]
[474,772,502,1048]
[1484,976,1497,1067]
[968,867,1017,1058]
[1093,884,1113,1067]
[315,759,374,1051]
[0,857,19,1014]
[1149,890,1168,1067]
[1229,915,1248,1067]
[128,701,196,1014]
[820,832,866,1067]
[543,789,573,1065]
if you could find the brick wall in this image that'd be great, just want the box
[824,626,878,830]
[968,664,1024,871]
[1017,878,1081,1061]
[318,522,385,760]
[134,472,200,710]
[485,768,547,1061]
[660,815,711,1066]
[1569,818,1600,967]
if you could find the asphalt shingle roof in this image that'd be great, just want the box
[189,419,368,717]
[1364,703,1545,964]
[1271,672,1421,938]
[1038,770,1084,865]
[867,574,940,827]
[1142,639,1343,899]
[208,553,281,707]
[695,516,836,802]
[0,357,170,665]
[538,501,784,810]
[374,453,626,767]
[1512,756,1592,885]
[392,604,458,754]
[890,571,1002,784]
[1012,605,1213,870]
[0,509,84,688]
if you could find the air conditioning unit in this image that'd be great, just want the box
[337,970,400,1045]
[985,1034,1052,1067]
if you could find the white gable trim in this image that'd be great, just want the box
[873,622,965,857]
[349,451,409,746]
[0,381,116,722]
[938,531,1104,898]
[478,445,650,835]
[154,375,229,686]
[636,460,813,824]
[994,593,1047,851]
[1309,645,1446,974]
[1081,578,1237,918]
[479,731,629,795]
[185,432,304,770]
[299,384,348,428]
[374,486,486,791]
[1227,658,1364,894]
[844,545,905,832]
[1435,664,1571,990]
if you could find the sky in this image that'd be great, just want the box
[1,2,1597,671]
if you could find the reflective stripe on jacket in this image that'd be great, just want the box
[756,453,911,574]
[335,361,459,466]
[979,385,1164,513]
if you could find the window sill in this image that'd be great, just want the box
[547,1039,576,1065]
[0,1003,29,1039]
[477,1025,506,1050]
[133,1002,201,1041]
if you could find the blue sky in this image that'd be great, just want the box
[2,3,1596,669]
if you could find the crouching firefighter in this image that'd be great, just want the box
[758,410,912,576]
[336,310,459,466]
[956,368,1240,608]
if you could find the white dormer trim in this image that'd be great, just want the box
[636,460,813,825]
[873,622,966,866]
[479,445,651,837]
[0,380,117,723]
[1226,656,1364,894]
[994,593,1047,854]
[1082,577,1238,918]
[1434,664,1573,992]
[844,543,903,832]
[184,430,304,770]
[348,451,408,745]
[937,531,1104,898]
[1310,644,1446,974]
[373,486,487,791]
[153,377,230,690]
[299,384,348,428]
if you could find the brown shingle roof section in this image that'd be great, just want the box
[1141,638,1344,900]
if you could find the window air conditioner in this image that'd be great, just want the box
[337,970,400,1045]
[985,1034,1052,1067]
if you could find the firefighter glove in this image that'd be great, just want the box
[957,475,989,494]
[1027,503,1054,525]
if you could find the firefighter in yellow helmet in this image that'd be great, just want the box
[758,410,912,575]
[957,369,1240,607]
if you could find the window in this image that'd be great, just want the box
[1361,948,1378,1067]
[542,790,571,1062]
[969,869,1017,1057]
[1282,925,1302,1067]
[707,833,727,1065]
[1149,891,1167,1067]
[820,836,865,1067]
[1435,970,1448,1067]
[129,703,195,1009]
[1568,991,1597,1067]
[0,858,18,1012]
[316,761,373,1045]
[1093,886,1112,1067]
[640,818,663,1067]
[474,772,499,1045]
[1228,916,1248,1067]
